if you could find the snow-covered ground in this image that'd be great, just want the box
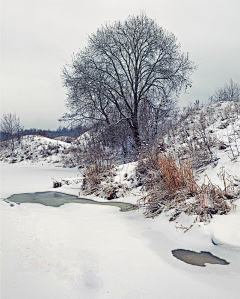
[1,161,240,299]
[0,135,72,166]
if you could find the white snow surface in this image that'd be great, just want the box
[1,161,240,299]
[0,135,72,166]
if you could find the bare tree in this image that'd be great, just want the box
[209,79,240,119]
[0,113,23,150]
[210,79,240,103]
[62,13,196,149]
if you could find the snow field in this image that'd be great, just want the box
[1,162,240,299]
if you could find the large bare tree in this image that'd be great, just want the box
[62,14,196,149]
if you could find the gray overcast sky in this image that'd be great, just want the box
[1,0,240,130]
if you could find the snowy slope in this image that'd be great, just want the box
[0,135,73,166]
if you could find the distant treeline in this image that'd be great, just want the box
[0,125,87,142]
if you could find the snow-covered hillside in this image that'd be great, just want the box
[1,100,240,298]
[1,100,239,209]
[0,135,73,166]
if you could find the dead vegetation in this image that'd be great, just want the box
[81,163,115,195]
[72,135,131,199]
[134,93,240,223]
[80,164,131,200]
[137,152,238,222]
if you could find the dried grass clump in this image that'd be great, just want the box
[95,182,130,200]
[81,162,131,199]
[157,155,197,194]
[138,153,236,222]
[81,162,117,195]
[136,145,164,190]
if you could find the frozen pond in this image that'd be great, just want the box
[6,191,138,212]
[2,162,240,299]
[172,249,229,267]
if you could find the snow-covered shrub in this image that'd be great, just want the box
[94,182,130,200]
[210,79,240,103]
[81,162,117,196]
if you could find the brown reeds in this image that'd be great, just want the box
[137,153,235,222]
[157,154,197,194]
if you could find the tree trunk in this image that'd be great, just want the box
[132,118,141,149]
